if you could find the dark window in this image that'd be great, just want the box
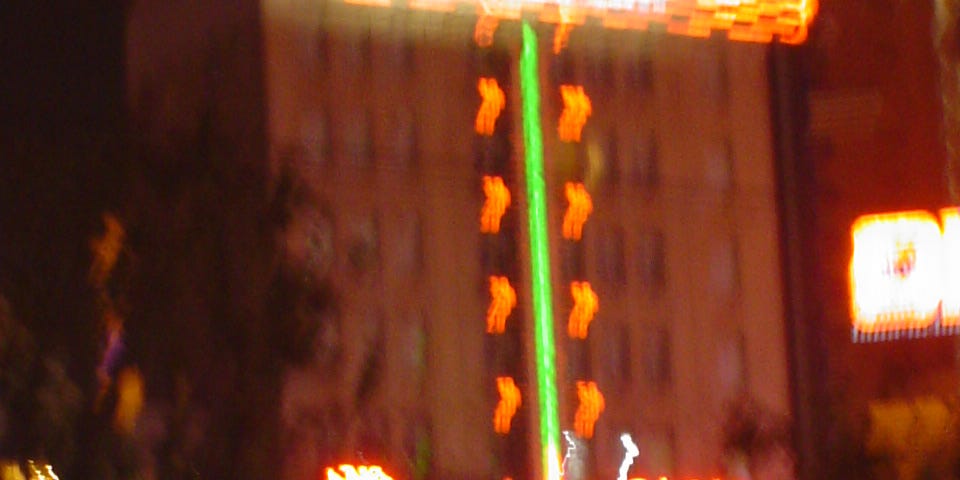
[634,131,659,188]
[342,109,373,169]
[636,230,666,292]
[596,224,626,289]
[347,213,380,277]
[644,325,671,387]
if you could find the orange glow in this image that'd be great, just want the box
[342,0,816,45]
[850,211,943,334]
[476,77,506,135]
[495,376,522,434]
[481,175,511,233]
[568,281,598,339]
[941,207,960,327]
[475,15,500,47]
[574,380,604,439]
[325,464,394,480]
[562,182,592,241]
[558,85,591,142]
[488,275,518,334]
[553,22,574,54]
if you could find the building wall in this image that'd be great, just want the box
[263,2,791,478]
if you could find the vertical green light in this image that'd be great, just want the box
[519,20,561,480]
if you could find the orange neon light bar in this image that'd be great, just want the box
[495,376,523,434]
[481,175,511,234]
[325,464,395,480]
[341,0,816,45]
[574,380,604,439]
[941,208,960,328]
[850,211,943,338]
[562,182,593,241]
[568,281,598,339]
[488,275,518,334]
[558,85,591,143]
[477,77,506,136]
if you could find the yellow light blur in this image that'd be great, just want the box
[495,376,522,434]
[558,85,591,143]
[573,380,604,438]
[325,464,394,480]
[850,211,943,334]
[487,275,518,334]
[562,182,592,241]
[568,281,598,339]
[940,207,960,327]
[481,175,511,234]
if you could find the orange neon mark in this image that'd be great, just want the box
[488,275,517,334]
[850,211,943,334]
[558,85,591,142]
[481,175,511,233]
[574,380,604,439]
[943,208,960,327]
[562,182,592,241]
[474,15,500,47]
[495,376,522,434]
[476,77,506,136]
[553,22,574,54]
[325,464,394,480]
[568,281,598,339]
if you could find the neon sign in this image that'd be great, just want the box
[341,0,817,45]
[481,175,512,234]
[558,86,591,143]
[850,208,960,341]
[495,376,523,434]
[568,281,599,339]
[618,433,640,480]
[477,78,506,136]
[324,464,394,480]
[488,275,518,334]
[562,182,593,241]
[574,381,605,438]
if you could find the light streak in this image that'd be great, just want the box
[618,433,640,480]
[520,20,562,480]
[574,381,604,439]
[477,78,507,135]
[562,182,592,240]
[488,276,518,334]
[495,376,523,434]
[558,86,591,142]
[481,175,512,233]
[560,430,578,476]
[568,281,598,339]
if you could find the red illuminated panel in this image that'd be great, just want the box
[941,207,960,327]
[488,275,518,334]
[476,77,506,136]
[558,85,591,143]
[495,376,522,434]
[562,182,593,241]
[325,464,395,480]
[850,211,943,335]
[574,380,604,439]
[342,0,816,45]
[568,281,599,339]
[481,175,511,234]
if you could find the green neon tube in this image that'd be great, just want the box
[519,20,561,480]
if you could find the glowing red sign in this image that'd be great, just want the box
[324,464,394,480]
[574,380,604,438]
[488,275,518,334]
[563,182,593,241]
[481,175,511,234]
[558,86,591,143]
[568,281,598,339]
[495,376,522,434]
[477,77,506,136]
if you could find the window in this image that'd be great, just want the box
[633,131,659,188]
[635,230,666,293]
[300,109,330,170]
[347,214,380,277]
[704,137,734,191]
[604,322,632,391]
[628,52,654,92]
[344,29,373,74]
[710,232,741,298]
[388,107,418,172]
[404,414,432,479]
[342,109,373,169]
[560,241,585,282]
[596,224,626,289]
[394,210,423,277]
[643,324,671,388]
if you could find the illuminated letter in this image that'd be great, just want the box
[850,211,943,335]
[488,275,518,334]
[574,381,604,439]
[477,78,506,136]
[495,376,522,434]
[568,281,598,339]
[481,175,511,233]
[558,85,591,142]
[562,182,593,241]
[942,207,960,327]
